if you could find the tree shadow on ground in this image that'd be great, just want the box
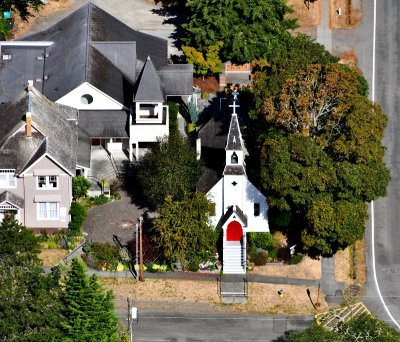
[272,331,293,342]
[150,5,189,51]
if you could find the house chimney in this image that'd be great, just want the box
[27,80,33,91]
[26,112,32,137]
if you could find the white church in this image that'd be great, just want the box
[206,99,270,274]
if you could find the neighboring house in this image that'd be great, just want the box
[0,2,193,167]
[0,2,192,229]
[200,107,269,274]
[0,83,87,232]
[219,62,252,88]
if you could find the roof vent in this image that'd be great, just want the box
[44,52,50,58]
[43,74,49,80]
[35,78,42,83]
[2,54,11,60]
[36,56,43,60]
[80,94,93,105]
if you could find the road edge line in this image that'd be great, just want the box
[371,0,400,329]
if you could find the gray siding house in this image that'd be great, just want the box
[0,2,193,231]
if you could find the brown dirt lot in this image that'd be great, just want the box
[287,0,321,28]
[330,0,362,29]
[335,240,366,286]
[251,256,321,280]
[39,248,69,267]
[101,278,328,315]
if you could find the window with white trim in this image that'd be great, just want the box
[0,170,16,188]
[37,175,58,189]
[37,202,59,220]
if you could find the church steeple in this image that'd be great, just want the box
[223,91,246,176]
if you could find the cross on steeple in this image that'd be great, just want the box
[228,89,240,114]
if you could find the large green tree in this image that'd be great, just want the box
[61,258,119,342]
[137,133,203,207]
[0,218,63,341]
[252,63,389,256]
[151,193,217,270]
[182,0,298,63]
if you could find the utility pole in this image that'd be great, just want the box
[127,295,138,342]
[139,216,144,282]
[135,223,139,282]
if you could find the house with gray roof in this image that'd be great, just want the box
[0,2,193,168]
[0,83,85,231]
[0,2,192,229]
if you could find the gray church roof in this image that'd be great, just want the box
[0,191,24,209]
[135,56,164,102]
[0,87,80,175]
[223,165,246,176]
[226,113,244,151]
[219,205,248,228]
[78,110,129,138]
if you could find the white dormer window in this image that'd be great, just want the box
[0,170,16,188]
[37,176,58,189]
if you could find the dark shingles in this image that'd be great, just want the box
[223,165,246,176]
[0,191,24,208]
[89,4,167,69]
[218,205,248,227]
[158,64,193,96]
[225,73,251,85]
[78,110,129,138]
[134,56,164,102]
[226,114,243,150]
[0,45,46,104]
[77,126,91,169]
[91,42,136,82]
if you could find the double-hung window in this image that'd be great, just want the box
[0,170,16,188]
[37,202,59,220]
[37,176,58,189]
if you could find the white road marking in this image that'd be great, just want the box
[371,1,400,327]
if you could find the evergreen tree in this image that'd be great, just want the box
[0,218,63,341]
[61,258,119,342]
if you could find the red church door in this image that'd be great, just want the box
[226,221,243,241]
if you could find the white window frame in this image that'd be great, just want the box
[0,170,17,189]
[37,202,59,220]
[37,175,58,190]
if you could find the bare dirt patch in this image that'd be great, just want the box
[39,248,68,266]
[251,256,321,280]
[100,278,328,315]
[10,0,74,39]
[330,0,362,29]
[335,240,366,286]
[287,0,321,28]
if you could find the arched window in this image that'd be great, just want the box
[231,152,238,164]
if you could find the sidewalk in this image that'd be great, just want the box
[316,0,333,52]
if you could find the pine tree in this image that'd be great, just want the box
[61,258,119,342]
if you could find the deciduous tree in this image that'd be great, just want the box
[182,0,298,63]
[151,193,217,271]
[137,133,203,207]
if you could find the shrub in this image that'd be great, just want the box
[249,232,274,251]
[288,254,303,265]
[52,231,68,248]
[251,251,268,266]
[93,195,109,206]
[83,242,119,271]
[111,192,122,201]
[193,76,220,93]
[201,92,209,99]
[69,202,87,236]
[72,176,92,199]
[168,101,179,134]
[187,122,197,133]
[267,249,278,261]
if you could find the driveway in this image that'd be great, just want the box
[83,192,144,245]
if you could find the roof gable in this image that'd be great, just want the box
[226,113,244,151]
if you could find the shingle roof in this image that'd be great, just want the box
[78,110,129,138]
[226,113,244,151]
[158,64,193,96]
[219,205,248,227]
[223,165,246,176]
[0,191,24,209]
[0,87,80,175]
[77,126,91,169]
[135,56,164,102]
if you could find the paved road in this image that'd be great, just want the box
[365,0,400,328]
[118,310,312,342]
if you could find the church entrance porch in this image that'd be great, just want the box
[223,220,246,274]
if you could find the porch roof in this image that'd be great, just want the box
[0,191,24,209]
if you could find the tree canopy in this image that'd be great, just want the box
[250,62,390,256]
[137,133,203,207]
[182,0,298,63]
[151,193,217,271]
[0,218,63,341]
[61,258,119,342]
